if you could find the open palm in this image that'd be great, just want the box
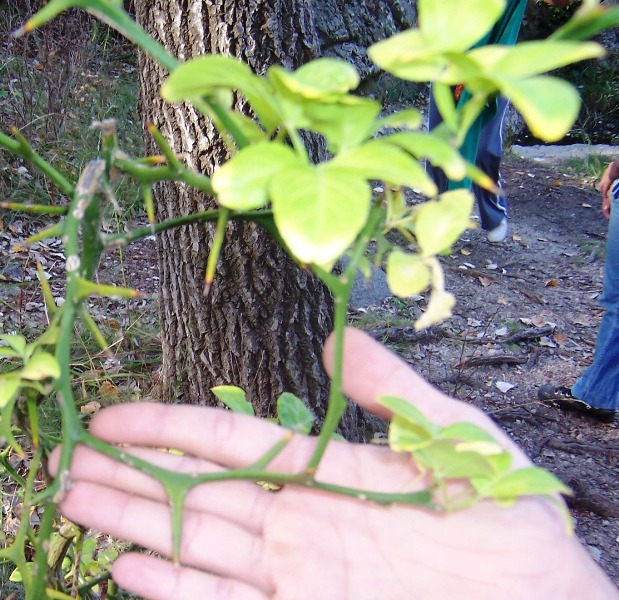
[50,329,615,600]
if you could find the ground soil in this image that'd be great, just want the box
[1,153,618,589]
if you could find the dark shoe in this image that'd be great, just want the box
[538,385,616,423]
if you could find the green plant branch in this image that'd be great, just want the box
[0,202,68,215]
[113,158,214,194]
[307,203,385,472]
[0,447,44,595]
[81,430,435,508]
[103,209,273,247]
[0,129,74,197]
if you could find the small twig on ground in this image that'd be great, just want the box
[565,477,619,519]
[456,354,527,368]
[548,438,619,458]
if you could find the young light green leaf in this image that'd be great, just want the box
[35,324,60,348]
[489,40,604,79]
[415,290,456,330]
[331,140,437,196]
[416,439,497,480]
[0,334,27,359]
[304,98,381,154]
[415,190,474,257]
[551,4,619,41]
[431,82,459,132]
[270,164,370,266]
[212,142,302,211]
[499,76,580,143]
[386,251,431,298]
[161,55,280,131]
[378,396,436,433]
[20,351,60,381]
[269,59,360,100]
[475,467,571,500]
[388,414,435,453]
[211,385,255,415]
[277,392,315,434]
[0,374,21,409]
[0,347,20,358]
[368,30,447,82]
[439,421,500,445]
[387,132,467,181]
[417,0,505,52]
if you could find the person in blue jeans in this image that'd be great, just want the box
[539,159,619,423]
[427,0,572,243]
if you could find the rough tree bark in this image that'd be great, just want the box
[132,0,375,437]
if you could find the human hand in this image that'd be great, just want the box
[600,159,619,219]
[49,328,617,600]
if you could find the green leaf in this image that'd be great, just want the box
[269,59,359,100]
[475,467,571,500]
[387,132,467,181]
[439,421,500,445]
[0,374,21,410]
[368,29,447,82]
[415,190,474,256]
[379,396,436,432]
[489,40,604,79]
[0,347,20,358]
[432,82,459,131]
[388,414,435,453]
[0,334,27,359]
[417,0,505,52]
[331,140,437,195]
[270,164,370,266]
[386,251,431,297]
[417,439,496,479]
[499,76,580,143]
[415,289,456,330]
[161,55,280,131]
[277,392,315,434]
[211,385,255,415]
[304,97,381,153]
[20,351,60,381]
[35,324,61,347]
[212,142,302,210]
[551,4,619,41]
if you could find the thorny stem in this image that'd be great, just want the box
[81,431,434,509]
[307,203,385,472]
[103,209,274,247]
[0,129,74,197]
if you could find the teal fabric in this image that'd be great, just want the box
[448,0,528,190]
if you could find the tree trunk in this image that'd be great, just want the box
[313,0,417,80]
[133,0,369,438]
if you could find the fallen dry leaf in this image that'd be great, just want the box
[80,400,102,415]
[496,381,515,393]
[478,276,492,287]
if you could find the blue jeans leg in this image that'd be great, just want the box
[572,181,619,410]
[472,97,509,231]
